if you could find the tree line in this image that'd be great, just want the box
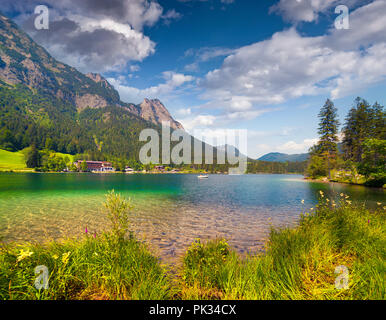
[307,97,385,187]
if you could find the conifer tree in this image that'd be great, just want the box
[316,99,340,179]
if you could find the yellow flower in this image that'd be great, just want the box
[301,200,305,204]
[346,200,352,205]
[340,193,344,197]
[52,254,59,260]
[62,251,71,264]
[326,198,330,202]
[310,208,314,211]
[377,202,381,206]
[16,249,33,263]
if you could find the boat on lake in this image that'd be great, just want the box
[197,175,209,179]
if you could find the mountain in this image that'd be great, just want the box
[137,99,183,130]
[0,13,182,130]
[258,152,309,162]
[216,144,248,159]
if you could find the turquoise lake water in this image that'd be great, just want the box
[0,173,384,262]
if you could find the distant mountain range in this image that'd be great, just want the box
[258,152,309,162]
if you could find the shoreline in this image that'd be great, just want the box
[304,176,386,189]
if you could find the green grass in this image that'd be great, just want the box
[0,191,174,300]
[180,194,385,300]
[0,148,75,172]
[0,191,384,300]
[0,149,30,171]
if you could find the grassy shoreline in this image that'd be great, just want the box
[0,192,384,300]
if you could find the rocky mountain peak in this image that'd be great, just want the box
[0,12,183,130]
[138,98,184,130]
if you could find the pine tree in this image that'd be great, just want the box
[316,99,340,179]
[342,98,385,162]
[26,145,41,168]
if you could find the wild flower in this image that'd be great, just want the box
[377,202,381,206]
[62,251,71,264]
[301,200,305,204]
[52,254,59,260]
[85,226,88,234]
[16,249,33,263]
[346,200,352,205]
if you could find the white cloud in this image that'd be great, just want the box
[198,0,386,117]
[176,108,192,116]
[108,71,194,103]
[179,114,217,131]
[276,138,318,153]
[269,0,365,23]
[8,0,182,73]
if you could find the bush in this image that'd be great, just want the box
[306,155,327,178]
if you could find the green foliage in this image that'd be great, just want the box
[26,145,41,168]
[80,160,88,172]
[183,239,231,290]
[0,84,159,161]
[308,97,385,185]
[247,160,307,174]
[103,190,133,242]
[306,155,327,179]
[342,98,386,162]
[312,99,340,178]
[317,99,340,156]
[358,139,386,187]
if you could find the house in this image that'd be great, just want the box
[75,161,115,172]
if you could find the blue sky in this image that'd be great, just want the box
[4,0,386,158]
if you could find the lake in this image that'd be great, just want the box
[0,173,384,263]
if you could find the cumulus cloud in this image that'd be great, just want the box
[198,0,386,118]
[269,0,368,23]
[276,138,318,153]
[4,0,181,72]
[107,71,195,103]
